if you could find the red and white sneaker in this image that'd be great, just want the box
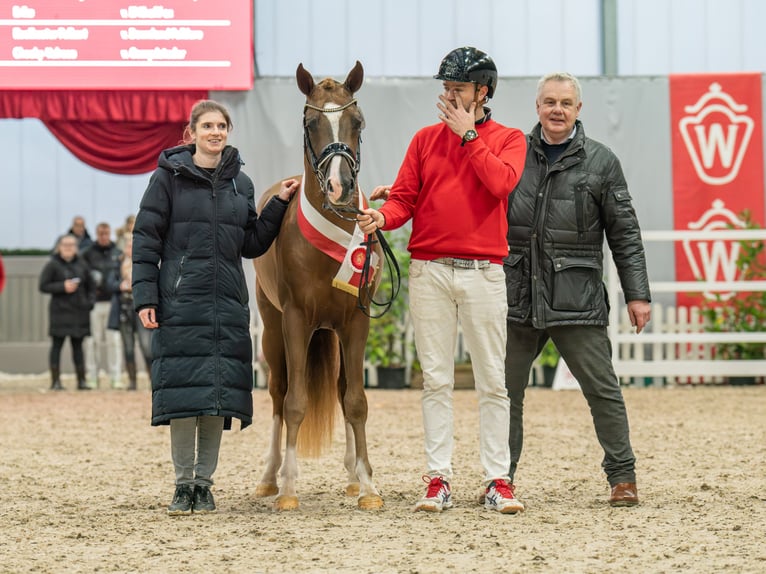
[414,475,453,512]
[484,479,524,514]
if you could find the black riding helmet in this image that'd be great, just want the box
[434,46,498,99]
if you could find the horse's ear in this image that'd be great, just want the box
[296,63,314,96]
[344,61,364,94]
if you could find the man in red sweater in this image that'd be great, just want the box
[357,47,527,514]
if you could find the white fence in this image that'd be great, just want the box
[608,229,766,384]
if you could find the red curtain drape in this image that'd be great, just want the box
[0,90,208,174]
[42,120,186,175]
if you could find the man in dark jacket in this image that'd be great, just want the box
[503,72,651,507]
[81,223,123,388]
[68,215,93,250]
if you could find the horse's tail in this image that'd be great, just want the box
[297,329,340,457]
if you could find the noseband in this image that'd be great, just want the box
[303,99,362,218]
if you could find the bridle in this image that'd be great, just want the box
[303,99,362,220]
[302,97,400,318]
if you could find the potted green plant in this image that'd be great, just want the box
[700,209,765,384]
[535,339,560,387]
[366,227,413,388]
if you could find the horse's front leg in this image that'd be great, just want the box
[255,414,283,497]
[340,327,383,510]
[337,356,360,496]
[273,309,312,511]
[343,421,359,496]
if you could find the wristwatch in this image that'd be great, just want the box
[461,129,478,146]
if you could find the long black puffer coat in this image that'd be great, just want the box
[505,121,651,328]
[39,254,96,338]
[131,144,288,428]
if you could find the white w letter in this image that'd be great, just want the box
[694,123,739,169]
[697,240,740,281]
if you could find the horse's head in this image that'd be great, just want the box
[297,61,365,210]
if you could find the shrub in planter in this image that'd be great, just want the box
[365,228,414,386]
[700,209,765,383]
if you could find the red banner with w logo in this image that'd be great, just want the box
[669,73,765,307]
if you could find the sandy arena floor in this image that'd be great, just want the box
[0,373,764,573]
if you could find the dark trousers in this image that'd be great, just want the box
[50,335,85,368]
[118,307,152,365]
[505,323,636,486]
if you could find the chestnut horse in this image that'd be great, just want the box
[253,62,384,511]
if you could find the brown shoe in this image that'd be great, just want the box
[609,482,639,507]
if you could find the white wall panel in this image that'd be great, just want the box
[668,0,706,73]
[385,0,428,76]
[620,0,766,75]
[347,1,385,74]
[255,0,602,78]
[706,0,742,71]
[489,1,530,75]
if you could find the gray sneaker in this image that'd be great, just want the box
[167,485,193,516]
[192,485,216,514]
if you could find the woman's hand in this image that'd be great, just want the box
[64,278,80,293]
[278,178,299,201]
[138,307,159,329]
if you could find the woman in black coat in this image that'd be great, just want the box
[132,99,298,516]
[39,234,96,390]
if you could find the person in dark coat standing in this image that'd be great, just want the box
[39,234,96,390]
[81,222,123,388]
[107,232,151,391]
[132,99,298,516]
[503,72,651,508]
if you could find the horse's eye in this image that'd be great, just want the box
[304,115,319,130]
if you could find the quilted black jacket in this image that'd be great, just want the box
[504,121,651,328]
[132,144,287,427]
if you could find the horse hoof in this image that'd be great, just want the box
[273,495,300,511]
[345,483,360,497]
[255,483,279,498]
[357,494,384,510]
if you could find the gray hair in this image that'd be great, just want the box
[536,72,582,103]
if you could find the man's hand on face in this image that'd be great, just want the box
[437,93,477,139]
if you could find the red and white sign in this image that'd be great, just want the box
[670,74,765,307]
[0,1,252,90]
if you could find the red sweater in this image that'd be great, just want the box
[380,119,526,263]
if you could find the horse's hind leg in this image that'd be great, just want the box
[272,309,317,511]
[254,284,285,498]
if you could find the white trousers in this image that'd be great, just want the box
[408,259,511,484]
[85,301,123,383]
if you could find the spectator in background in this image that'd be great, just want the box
[67,215,93,250]
[39,235,96,390]
[107,233,151,391]
[0,252,5,294]
[115,214,136,251]
[81,222,123,388]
